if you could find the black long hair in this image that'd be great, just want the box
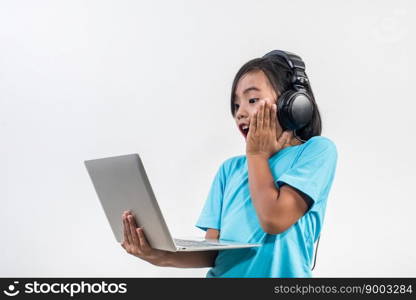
[230,55,322,141]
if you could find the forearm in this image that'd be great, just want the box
[246,154,280,221]
[156,250,218,268]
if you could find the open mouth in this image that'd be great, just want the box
[239,124,249,138]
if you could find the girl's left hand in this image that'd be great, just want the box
[246,100,293,159]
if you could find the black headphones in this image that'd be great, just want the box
[262,50,314,132]
[263,51,320,271]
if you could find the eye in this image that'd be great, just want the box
[234,103,240,110]
[249,98,259,104]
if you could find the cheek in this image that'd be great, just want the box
[265,99,276,106]
[248,104,261,117]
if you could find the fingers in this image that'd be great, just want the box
[137,227,151,252]
[271,103,277,132]
[128,214,140,247]
[263,101,270,130]
[121,211,147,256]
[122,212,132,245]
[257,101,265,130]
[271,103,278,139]
[251,109,258,134]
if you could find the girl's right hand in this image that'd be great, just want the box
[121,211,170,266]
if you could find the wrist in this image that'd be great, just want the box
[152,251,173,267]
[246,152,270,160]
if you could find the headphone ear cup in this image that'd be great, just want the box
[277,90,314,131]
[290,91,314,130]
[277,90,295,131]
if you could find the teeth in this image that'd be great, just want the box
[242,125,249,130]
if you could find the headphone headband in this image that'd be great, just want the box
[263,50,309,87]
[261,49,314,132]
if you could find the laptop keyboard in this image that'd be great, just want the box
[174,238,226,248]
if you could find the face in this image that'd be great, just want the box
[233,70,283,140]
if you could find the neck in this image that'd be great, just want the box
[282,136,303,149]
[290,137,303,146]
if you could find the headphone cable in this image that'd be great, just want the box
[292,128,320,271]
[293,129,307,143]
[311,236,320,271]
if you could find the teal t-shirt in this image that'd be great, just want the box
[195,136,338,278]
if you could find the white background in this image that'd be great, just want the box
[1,0,415,277]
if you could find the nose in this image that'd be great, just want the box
[236,105,249,120]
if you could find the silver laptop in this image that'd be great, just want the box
[84,153,262,252]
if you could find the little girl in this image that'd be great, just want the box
[121,50,338,278]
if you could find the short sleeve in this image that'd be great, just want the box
[195,161,227,232]
[275,136,338,208]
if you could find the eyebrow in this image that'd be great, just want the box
[234,86,261,101]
